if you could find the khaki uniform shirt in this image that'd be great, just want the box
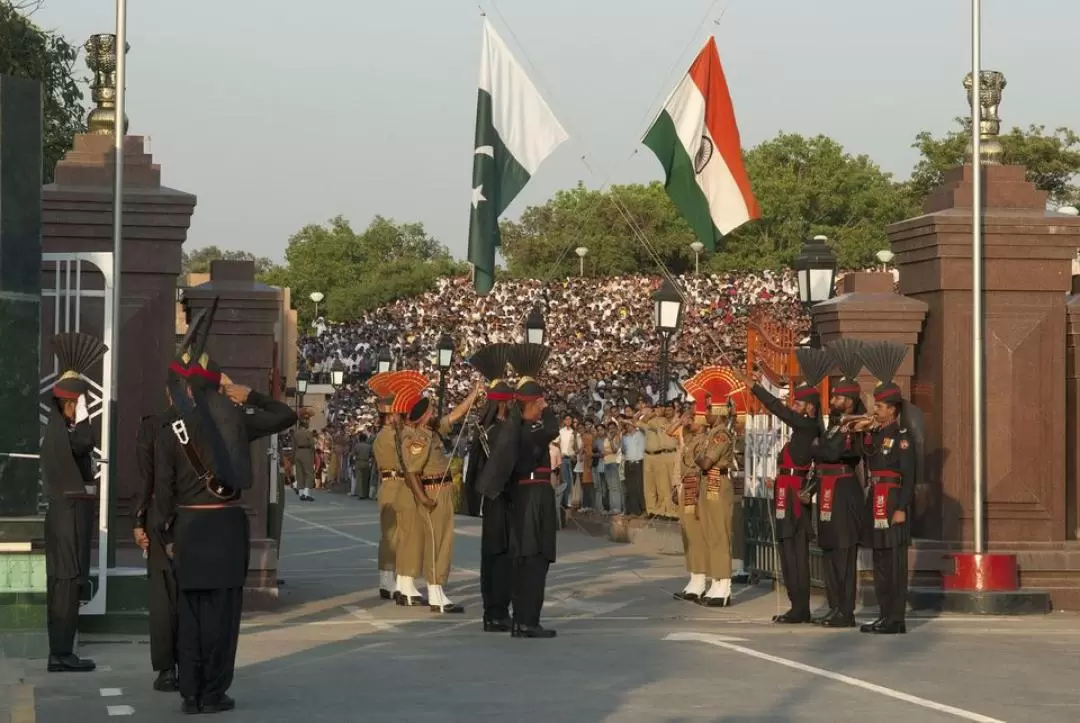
[372,425,403,477]
[403,418,454,480]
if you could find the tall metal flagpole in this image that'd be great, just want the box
[970,0,985,555]
[107,0,127,571]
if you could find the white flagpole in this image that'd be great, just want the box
[970,0,985,555]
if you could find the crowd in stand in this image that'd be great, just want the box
[299,271,810,443]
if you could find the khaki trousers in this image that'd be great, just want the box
[392,480,424,578]
[420,484,455,586]
[643,454,664,515]
[679,492,707,574]
[377,477,400,572]
[663,453,681,517]
[699,476,734,579]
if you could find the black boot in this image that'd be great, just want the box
[860,616,886,633]
[47,654,95,673]
[821,613,857,628]
[483,615,512,632]
[201,694,236,713]
[871,619,907,635]
[181,698,201,715]
[772,610,811,624]
[153,668,178,692]
[511,622,556,639]
[812,608,838,625]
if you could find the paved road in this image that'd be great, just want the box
[11,490,1080,722]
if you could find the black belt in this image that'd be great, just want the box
[817,465,855,476]
[381,471,402,479]
[778,468,809,477]
[708,468,729,475]
[520,476,550,485]
[421,477,449,486]
[645,451,662,455]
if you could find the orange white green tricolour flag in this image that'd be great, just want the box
[642,37,760,250]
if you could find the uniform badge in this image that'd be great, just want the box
[408,441,425,456]
[883,438,894,452]
[900,439,910,450]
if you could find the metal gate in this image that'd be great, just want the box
[40,252,114,616]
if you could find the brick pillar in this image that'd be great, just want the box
[1067,294,1080,541]
[41,134,196,523]
[889,164,1080,544]
[183,261,285,597]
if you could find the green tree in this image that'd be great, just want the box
[268,215,466,324]
[910,120,1080,206]
[500,133,918,275]
[0,1,85,182]
[181,245,275,277]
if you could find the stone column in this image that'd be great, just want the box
[0,76,48,657]
[1066,295,1080,542]
[183,261,285,599]
[42,133,196,526]
[889,164,1080,545]
[0,77,43,523]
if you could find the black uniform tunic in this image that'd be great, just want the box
[751,384,820,620]
[476,420,513,619]
[477,407,559,627]
[814,421,863,551]
[862,421,916,624]
[42,407,96,658]
[133,413,178,674]
[154,389,296,704]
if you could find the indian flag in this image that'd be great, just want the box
[643,38,759,250]
[468,19,568,295]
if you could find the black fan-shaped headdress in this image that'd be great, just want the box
[859,341,907,405]
[792,347,830,404]
[826,338,865,401]
[508,343,550,401]
[469,343,513,401]
[169,297,223,390]
[51,332,109,399]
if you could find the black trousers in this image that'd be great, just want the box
[623,461,645,516]
[778,524,811,616]
[46,577,80,657]
[511,555,550,627]
[148,560,179,672]
[177,587,243,701]
[872,545,909,623]
[481,551,513,619]
[822,546,858,617]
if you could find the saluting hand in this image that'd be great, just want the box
[223,384,252,405]
[133,527,149,551]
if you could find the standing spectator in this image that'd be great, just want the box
[353,433,372,498]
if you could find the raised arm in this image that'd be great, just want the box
[751,385,819,430]
[241,389,299,440]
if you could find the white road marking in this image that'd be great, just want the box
[546,595,639,615]
[284,512,377,548]
[665,632,1006,723]
[344,606,398,632]
[106,705,135,716]
[99,688,123,697]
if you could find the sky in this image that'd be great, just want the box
[31,0,1080,263]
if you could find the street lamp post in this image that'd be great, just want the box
[690,241,704,276]
[875,248,895,273]
[377,348,392,374]
[330,360,345,388]
[436,334,454,417]
[296,371,309,417]
[652,278,684,404]
[525,305,546,345]
[309,291,324,320]
[575,246,588,277]
[794,235,839,348]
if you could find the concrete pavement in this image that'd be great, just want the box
[10,490,1080,722]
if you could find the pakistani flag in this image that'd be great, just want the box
[468,19,568,295]
[643,38,760,250]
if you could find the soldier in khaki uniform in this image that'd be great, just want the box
[400,378,481,613]
[670,394,710,602]
[658,401,682,518]
[369,395,401,600]
[638,405,676,519]
[696,395,735,607]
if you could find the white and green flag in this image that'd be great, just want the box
[468,19,568,295]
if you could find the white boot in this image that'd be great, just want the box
[702,578,732,607]
[379,570,395,596]
[676,573,707,600]
[395,575,423,604]
[426,584,464,613]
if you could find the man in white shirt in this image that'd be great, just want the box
[557,416,577,509]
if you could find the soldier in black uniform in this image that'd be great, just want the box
[155,305,297,713]
[464,344,516,631]
[847,341,920,636]
[133,412,178,691]
[813,339,868,628]
[476,343,560,639]
[41,332,108,673]
[741,348,830,624]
